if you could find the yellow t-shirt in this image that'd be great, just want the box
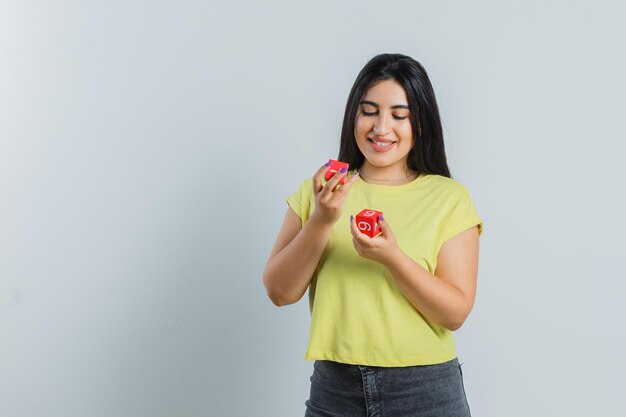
[286,170,484,367]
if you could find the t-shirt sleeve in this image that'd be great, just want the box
[285,178,313,225]
[439,184,484,244]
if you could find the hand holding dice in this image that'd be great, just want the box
[350,208,400,265]
[310,159,360,227]
[324,159,350,184]
[355,209,384,237]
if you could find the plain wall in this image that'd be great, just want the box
[1,0,625,416]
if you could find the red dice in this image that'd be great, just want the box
[355,209,384,237]
[324,159,350,184]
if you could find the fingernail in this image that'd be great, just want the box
[340,167,347,173]
[380,215,385,221]
[350,214,353,223]
[353,171,360,177]
[325,161,331,167]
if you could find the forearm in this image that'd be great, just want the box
[263,215,333,306]
[382,249,468,331]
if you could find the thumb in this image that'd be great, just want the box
[377,214,393,236]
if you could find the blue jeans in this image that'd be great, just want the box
[304,357,471,417]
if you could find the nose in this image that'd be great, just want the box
[373,113,391,135]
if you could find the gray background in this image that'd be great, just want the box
[1,0,625,416]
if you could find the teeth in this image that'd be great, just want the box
[374,141,393,147]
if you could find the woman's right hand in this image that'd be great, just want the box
[310,163,360,227]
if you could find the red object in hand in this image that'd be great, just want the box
[324,159,350,184]
[355,208,384,237]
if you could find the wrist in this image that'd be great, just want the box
[380,246,406,269]
[307,212,336,233]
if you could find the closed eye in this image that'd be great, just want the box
[362,111,408,120]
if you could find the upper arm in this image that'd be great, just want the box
[434,225,480,316]
[266,206,302,263]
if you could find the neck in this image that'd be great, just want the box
[359,164,419,184]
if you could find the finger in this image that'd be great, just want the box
[349,214,357,237]
[337,170,360,195]
[350,214,366,242]
[312,163,329,194]
[320,167,348,198]
[377,215,392,237]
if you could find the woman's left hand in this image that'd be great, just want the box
[349,214,401,266]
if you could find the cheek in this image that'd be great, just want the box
[354,118,366,135]
[399,123,413,141]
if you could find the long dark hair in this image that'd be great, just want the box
[337,53,452,178]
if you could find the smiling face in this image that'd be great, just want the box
[354,79,415,179]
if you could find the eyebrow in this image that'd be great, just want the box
[359,100,409,110]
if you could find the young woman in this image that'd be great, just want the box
[263,53,483,417]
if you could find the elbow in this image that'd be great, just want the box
[440,317,463,331]
[268,292,296,307]
[267,291,288,307]
[447,311,471,331]
[262,274,289,307]
[446,320,463,332]
[268,285,300,306]
[447,298,474,331]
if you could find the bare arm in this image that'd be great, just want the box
[382,225,480,331]
[263,164,360,306]
[349,215,480,331]
[262,208,333,306]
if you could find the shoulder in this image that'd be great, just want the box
[426,174,473,199]
[297,177,315,195]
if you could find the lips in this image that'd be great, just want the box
[368,136,396,144]
[367,138,396,153]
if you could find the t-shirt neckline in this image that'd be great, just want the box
[354,170,430,191]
